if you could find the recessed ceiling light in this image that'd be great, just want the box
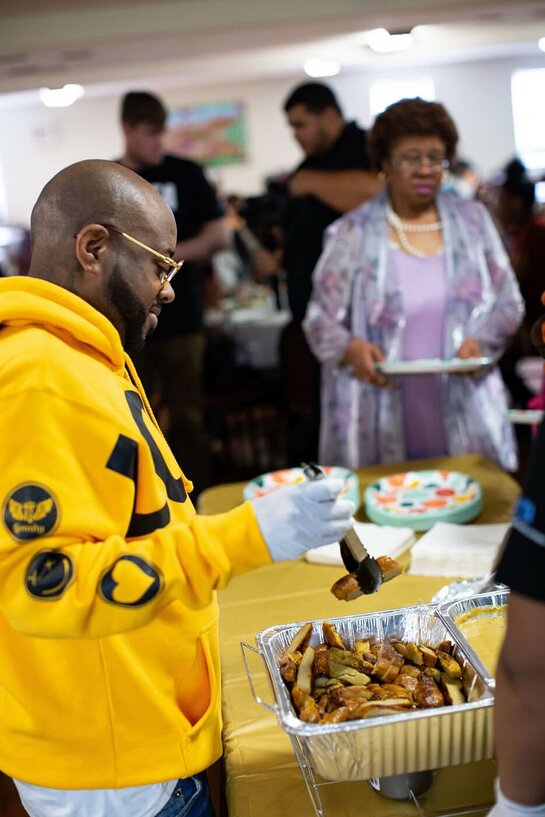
[365,28,414,53]
[303,58,341,78]
[39,83,85,108]
[410,25,434,40]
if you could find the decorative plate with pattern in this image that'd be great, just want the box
[364,470,483,531]
[243,466,359,507]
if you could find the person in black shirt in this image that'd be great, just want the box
[255,82,382,464]
[489,294,545,817]
[118,91,227,496]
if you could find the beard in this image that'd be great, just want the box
[107,263,151,355]
[530,313,545,359]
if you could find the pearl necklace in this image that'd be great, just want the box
[386,202,443,258]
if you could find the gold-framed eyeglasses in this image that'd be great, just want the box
[390,154,450,172]
[80,223,183,288]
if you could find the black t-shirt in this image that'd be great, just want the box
[283,121,372,323]
[136,155,223,339]
[495,419,545,601]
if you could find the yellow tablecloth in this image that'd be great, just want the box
[198,455,520,817]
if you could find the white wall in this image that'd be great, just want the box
[1,51,544,226]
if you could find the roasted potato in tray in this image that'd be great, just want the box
[280,620,465,723]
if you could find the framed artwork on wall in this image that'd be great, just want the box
[164,100,246,166]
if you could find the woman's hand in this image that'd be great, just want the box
[456,337,483,359]
[342,339,389,386]
[453,337,485,376]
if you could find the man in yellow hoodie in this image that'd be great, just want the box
[0,160,355,817]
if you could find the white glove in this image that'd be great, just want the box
[251,477,355,562]
[487,784,545,817]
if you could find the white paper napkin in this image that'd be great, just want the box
[304,522,416,566]
[408,522,510,578]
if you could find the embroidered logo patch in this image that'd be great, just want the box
[515,496,536,526]
[98,555,163,607]
[3,484,59,540]
[26,550,74,599]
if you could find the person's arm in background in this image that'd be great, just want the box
[252,171,383,283]
[487,419,545,816]
[460,201,524,359]
[173,162,229,264]
[289,169,383,214]
[493,592,545,806]
[302,215,388,386]
[176,216,229,264]
[302,217,356,363]
[253,246,283,284]
[258,128,382,274]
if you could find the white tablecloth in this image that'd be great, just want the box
[226,307,290,368]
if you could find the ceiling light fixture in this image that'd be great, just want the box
[365,28,414,54]
[538,36,545,53]
[303,58,341,78]
[39,83,85,108]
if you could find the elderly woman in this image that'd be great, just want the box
[303,98,524,470]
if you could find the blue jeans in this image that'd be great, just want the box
[154,773,215,817]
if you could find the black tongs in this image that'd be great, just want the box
[302,462,383,595]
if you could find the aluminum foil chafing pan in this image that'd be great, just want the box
[438,590,509,689]
[251,604,495,781]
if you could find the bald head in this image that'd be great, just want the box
[27,159,178,353]
[30,159,174,279]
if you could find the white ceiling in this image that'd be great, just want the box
[0,0,544,99]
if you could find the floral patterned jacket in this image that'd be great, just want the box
[303,191,524,470]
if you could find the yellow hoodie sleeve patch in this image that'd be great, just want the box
[98,555,163,607]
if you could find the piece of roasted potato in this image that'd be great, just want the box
[322,621,347,649]
[440,673,465,706]
[331,556,403,601]
[280,622,313,661]
[437,650,462,680]
[296,645,315,695]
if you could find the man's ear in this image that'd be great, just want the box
[121,122,132,139]
[74,224,110,275]
[323,106,340,128]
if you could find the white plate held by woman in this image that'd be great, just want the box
[375,357,493,375]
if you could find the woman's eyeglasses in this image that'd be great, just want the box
[390,154,450,172]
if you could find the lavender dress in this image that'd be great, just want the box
[391,247,449,459]
[303,191,524,470]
